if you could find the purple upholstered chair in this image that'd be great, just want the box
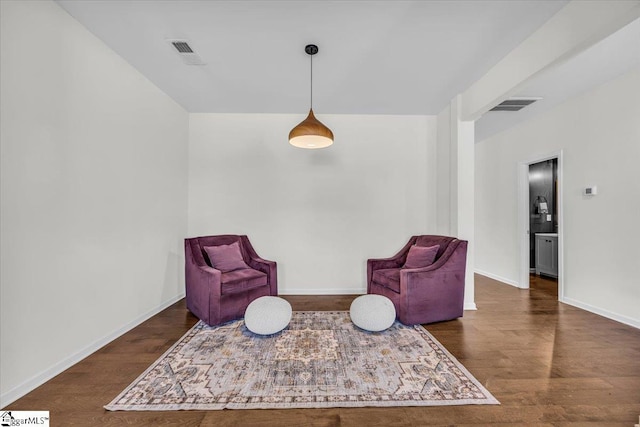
[185,235,277,326]
[367,235,468,325]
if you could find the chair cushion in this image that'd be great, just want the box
[372,268,400,293]
[204,242,250,272]
[221,268,267,294]
[403,244,439,269]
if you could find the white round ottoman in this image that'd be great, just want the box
[350,294,396,332]
[244,296,292,335]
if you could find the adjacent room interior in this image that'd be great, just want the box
[1,0,639,425]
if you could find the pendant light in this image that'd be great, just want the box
[289,44,334,149]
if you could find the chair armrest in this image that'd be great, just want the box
[239,236,278,295]
[247,256,275,272]
[199,265,222,277]
[367,257,403,293]
[185,238,223,294]
[249,258,277,295]
[368,256,403,270]
[188,264,223,295]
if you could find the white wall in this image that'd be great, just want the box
[188,114,436,293]
[0,0,189,405]
[475,69,640,327]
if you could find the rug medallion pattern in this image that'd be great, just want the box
[105,311,498,410]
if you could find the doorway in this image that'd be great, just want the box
[518,151,563,300]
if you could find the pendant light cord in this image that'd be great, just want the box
[310,53,313,110]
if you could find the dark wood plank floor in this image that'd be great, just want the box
[4,274,640,426]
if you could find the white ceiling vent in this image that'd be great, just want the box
[167,39,206,65]
[490,97,542,112]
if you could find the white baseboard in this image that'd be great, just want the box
[280,289,478,318]
[561,296,640,329]
[475,269,521,288]
[279,288,365,295]
[0,293,186,408]
[281,288,477,311]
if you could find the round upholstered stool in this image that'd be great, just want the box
[244,296,292,335]
[350,294,396,332]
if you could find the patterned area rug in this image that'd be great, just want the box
[105,311,498,410]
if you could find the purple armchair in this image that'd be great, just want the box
[367,235,468,325]
[185,235,277,326]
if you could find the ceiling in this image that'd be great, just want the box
[476,16,640,141]
[55,1,638,140]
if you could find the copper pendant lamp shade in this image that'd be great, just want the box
[289,108,334,149]
[289,44,333,149]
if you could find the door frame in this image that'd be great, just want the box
[517,150,564,300]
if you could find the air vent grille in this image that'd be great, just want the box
[491,105,528,112]
[490,97,541,112]
[166,39,206,66]
[172,41,194,53]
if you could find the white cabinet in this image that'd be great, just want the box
[535,233,558,278]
